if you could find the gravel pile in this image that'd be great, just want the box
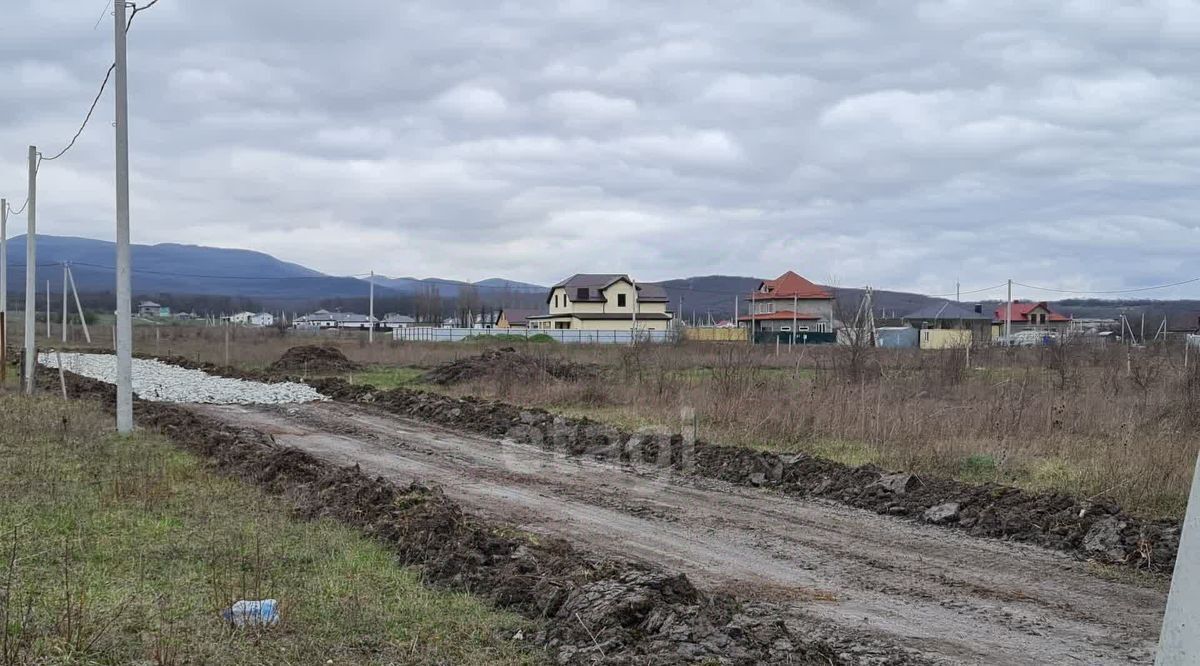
[39,353,327,405]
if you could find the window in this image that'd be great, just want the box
[555,321,571,329]
[553,294,559,308]
[797,326,810,332]
[754,302,775,314]
[617,293,627,307]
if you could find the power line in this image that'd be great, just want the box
[41,1,158,162]
[1013,277,1200,296]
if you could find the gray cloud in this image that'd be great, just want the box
[3,0,1200,299]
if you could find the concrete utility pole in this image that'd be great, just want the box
[61,264,68,342]
[368,270,374,343]
[1005,279,1013,344]
[1158,451,1200,665]
[114,0,133,432]
[45,280,50,338]
[630,277,638,345]
[1,198,6,364]
[1,199,7,325]
[23,146,37,395]
[66,264,90,343]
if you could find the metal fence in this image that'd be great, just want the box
[393,327,673,344]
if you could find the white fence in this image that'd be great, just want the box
[393,327,673,344]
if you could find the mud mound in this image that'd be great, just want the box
[309,379,1182,573]
[269,345,361,373]
[423,347,598,385]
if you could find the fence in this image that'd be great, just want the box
[683,327,748,342]
[752,331,836,345]
[393,327,673,344]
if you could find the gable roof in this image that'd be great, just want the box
[902,301,992,321]
[993,301,1069,323]
[548,274,669,303]
[498,308,542,325]
[749,271,832,300]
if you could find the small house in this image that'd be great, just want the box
[992,301,1070,341]
[496,308,542,329]
[737,271,835,338]
[137,301,168,318]
[901,301,992,348]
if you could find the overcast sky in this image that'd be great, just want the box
[3,1,1199,298]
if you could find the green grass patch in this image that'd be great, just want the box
[345,365,429,390]
[0,395,539,665]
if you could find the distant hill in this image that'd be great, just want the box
[3,235,379,302]
[367,274,544,298]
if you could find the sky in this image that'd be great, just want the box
[2,0,1200,300]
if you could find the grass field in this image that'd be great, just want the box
[33,323,1200,519]
[0,394,539,665]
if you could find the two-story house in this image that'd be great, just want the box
[526,274,673,331]
[992,301,1070,339]
[737,270,835,334]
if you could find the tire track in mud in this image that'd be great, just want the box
[196,400,1167,666]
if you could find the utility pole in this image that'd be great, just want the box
[792,294,797,349]
[956,280,960,302]
[368,270,374,343]
[1005,279,1013,345]
[61,264,68,342]
[45,280,50,338]
[66,264,90,343]
[23,147,36,395]
[114,0,133,432]
[630,277,638,344]
[1,197,6,379]
[1158,449,1200,664]
[1,198,6,328]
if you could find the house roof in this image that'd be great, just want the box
[548,274,669,303]
[499,308,542,325]
[383,314,415,323]
[737,310,822,322]
[748,271,832,300]
[297,311,376,323]
[902,301,992,321]
[139,301,161,307]
[993,301,1069,323]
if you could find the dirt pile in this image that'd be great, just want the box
[309,378,1182,573]
[269,345,361,374]
[422,347,598,385]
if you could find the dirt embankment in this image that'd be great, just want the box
[423,347,599,385]
[309,377,1182,573]
[42,369,913,665]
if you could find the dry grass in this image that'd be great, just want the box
[42,324,1200,519]
[0,393,539,665]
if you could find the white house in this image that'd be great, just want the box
[381,314,415,329]
[249,312,275,327]
[293,309,376,330]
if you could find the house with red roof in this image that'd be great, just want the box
[737,270,835,336]
[991,301,1070,339]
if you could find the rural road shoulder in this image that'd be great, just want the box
[195,401,1166,665]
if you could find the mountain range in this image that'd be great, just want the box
[2,235,1197,326]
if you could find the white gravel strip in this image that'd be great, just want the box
[39,352,327,405]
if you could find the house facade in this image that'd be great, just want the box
[737,271,835,334]
[137,301,168,318]
[526,274,673,331]
[992,301,1070,339]
[381,314,415,329]
[901,301,992,345]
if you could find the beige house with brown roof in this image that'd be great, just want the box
[527,274,673,331]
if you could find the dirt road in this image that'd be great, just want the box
[197,401,1166,665]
